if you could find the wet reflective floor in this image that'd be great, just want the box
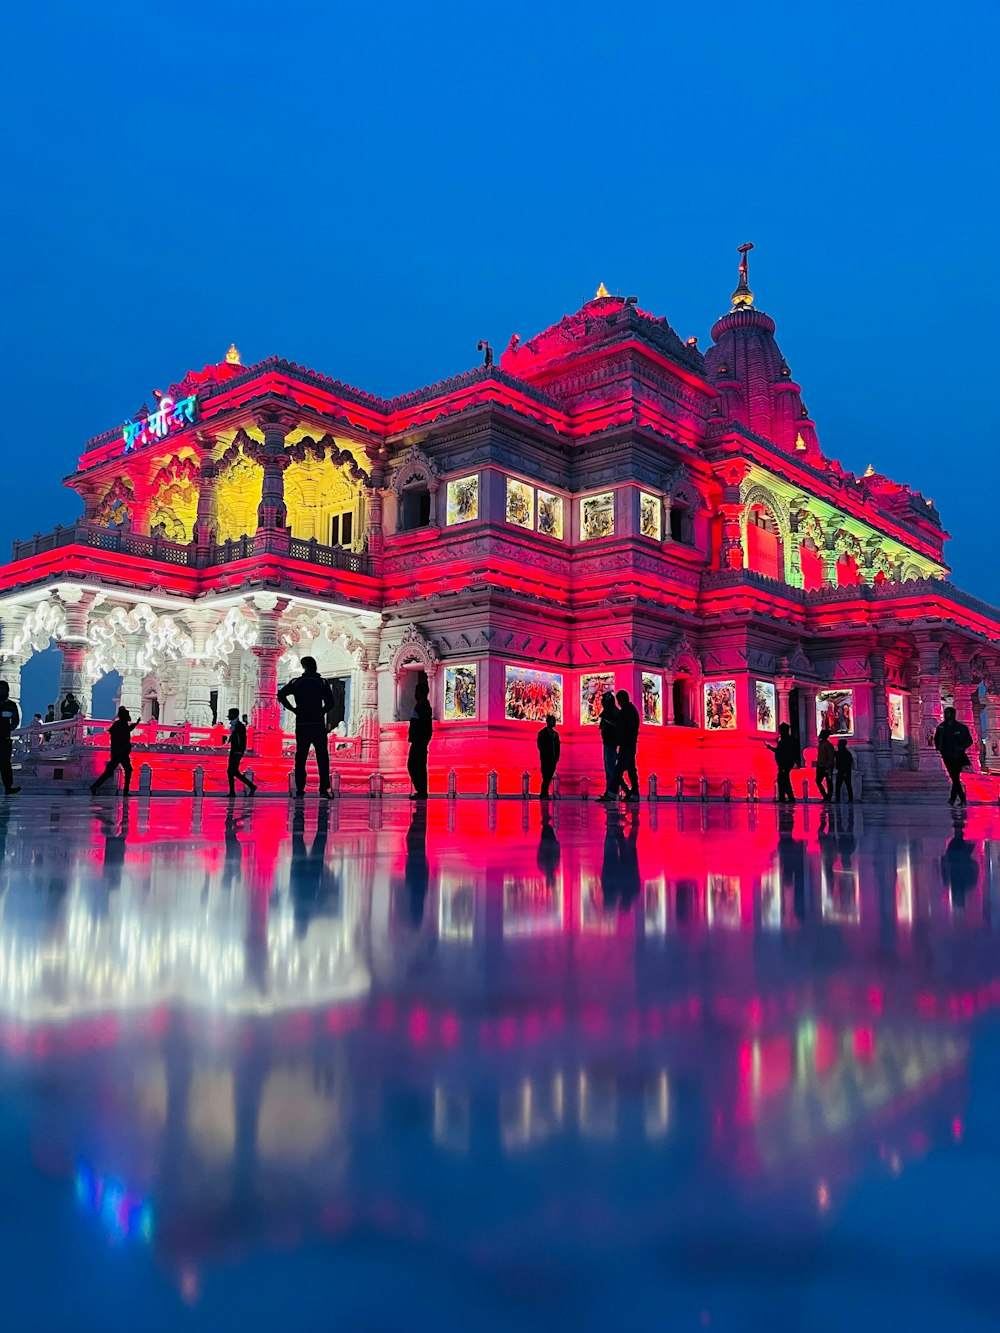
[1,795,999,1331]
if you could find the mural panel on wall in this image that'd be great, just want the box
[641,672,663,725]
[504,666,564,723]
[755,680,777,732]
[581,492,614,541]
[640,493,661,541]
[888,690,906,741]
[505,478,533,529]
[704,680,738,731]
[537,490,564,540]
[816,688,854,736]
[446,476,479,525]
[580,672,616,725]
[443,663,477,721]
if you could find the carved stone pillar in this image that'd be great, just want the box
[663,674,675,725]
[250,595,288,751]
[983,692,1000,774]
[193,456,218,548]
[254,408,296,536]
[363,467,385,573]
[129,470,155,537]
[53,587,96,707]
[181,610,220,727]
[915,640,943,772]
[870,651,892,783]
[952,663,980,773]
[359,625,382,766]
[775,674,794,727]
[718,503,745,571]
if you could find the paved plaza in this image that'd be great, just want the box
[0,795,998,1330]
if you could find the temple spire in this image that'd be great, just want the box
[730,242,754,310]
[225,343,241,365]
[595,281,610,299]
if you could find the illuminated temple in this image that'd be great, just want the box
[4,247,1000,795]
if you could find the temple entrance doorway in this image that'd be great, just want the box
[672,679,691,726]
[398,669,429,721]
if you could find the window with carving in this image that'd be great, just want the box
[400,486,432,531]
[746,507,783,581]
[668,504,693,545]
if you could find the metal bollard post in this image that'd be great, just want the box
[244,769,255,788]
[521,771,531,799]
[552,772,561,799]
[722,777,731,802]
[579,775,590,801]
[700,776,709,802]
[487,770,499,798]
[448,769,457,799]
[193,765,205,797]
[139,763,152,795]
[747,776,757,803]
[802,778,810,803]
[368,772,379,799]
[289,771,297,797]
[330,771,341,798]
[675,775,684,802]
[773,781,779,802]
[648,773,658,803]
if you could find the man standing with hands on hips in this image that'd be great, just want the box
[277,655,335,797]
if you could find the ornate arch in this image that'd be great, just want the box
[832,528,863,559]
[94,476,135,526]
[85,604,194,682]
[740,482,791,581]
[666,476,704,512]
[280,609,366,660]
[286,434,370,483]
[864,544,897,582]
[1,600,68,658]
[389,624,439,679]
[663,633,701,678]
[390,446,438,497]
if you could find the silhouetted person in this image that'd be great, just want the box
[934,705,973,806]
[537,804,560,887]
[597,691,621,801]
[43,704,55,726]
[766,721,797,803]
[614,688,641,801]
[814,729,836,803]
[277,655,334,797]
[0,682,20,795]
[834,738,854,803]
[536,714,560,798]
[241,713,249,727]
[60,692,80,720]
[290,800,330,937]
[941,820,979,908]
[403,804,429,925]
[90,706,139,797]
[226,707,257,797]
[407,683,433,800]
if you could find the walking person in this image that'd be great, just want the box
[834,738,854,804]
[597,690,621,801]
[765,721,798,803]
[406,682,433,799]
[226,707,257,797]
[934,705,974,806]
[614,688,641,801]
[277,655,335,797]
[814,729,836,803]
[536,714,560,799]
[90,707,139,797]
[0,683,21,795]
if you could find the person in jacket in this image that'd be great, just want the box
[226,707,257,797]
[614,688,641,801]
[934,705,974,806]
[0,683,21,795]
[277,656,335,797]
[536,714,560,799]
[90,706,139,797]
[765,721,798,803]
[407,682,433,799]
[597,691,621,802]
[60,692,80,720]
[834,738,854,804]
[815,729,836,802]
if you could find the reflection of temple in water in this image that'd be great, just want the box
[1,799,998,1268]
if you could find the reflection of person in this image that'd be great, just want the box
[226,708,257,797]
[403,804,429,926]
[537,804,560,887]
[600,807,640,910]
[834,739,854,803]
[536,714,560,799]
[101,805,130,892]
[290,801,331,937]
[941,820,979,907]
[407,683,433,799]
[814,729,836,803]
[277,655,335,798]
[0,683,20,796]
[597,691,621,802]
[614,689,641,801]
[222,806,244,891]
[90,707,139,797]
[934,706,973,806]
[765,721,797,803]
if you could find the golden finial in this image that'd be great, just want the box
[225,343,241,365]
[731,242,755,310]
[595,281,610,299]
[863,463,875,477]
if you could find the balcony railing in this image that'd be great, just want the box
[11,523,373,576]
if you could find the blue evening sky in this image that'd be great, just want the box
[2,0,997,598]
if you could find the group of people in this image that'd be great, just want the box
[766,705,976,807]
[533,688,642,803]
